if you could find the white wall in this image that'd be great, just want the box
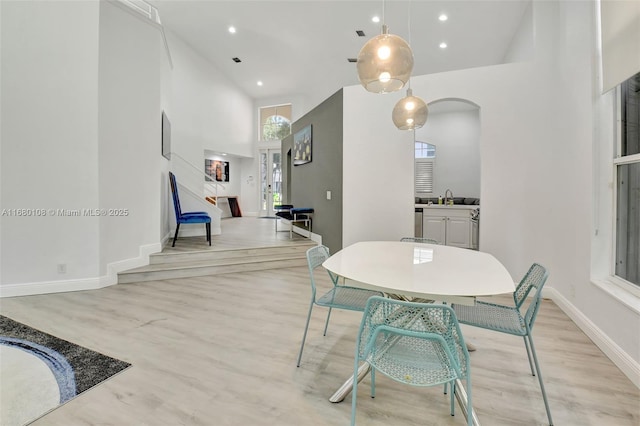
[502,0,534,64]
[98,1,163,273]
[164,29,255,220]
[342,0,640,381]
[416,107,481,198]
[0,1,167,295]
[1,1,101,285]
[342,87,415,246]
[166,31,254,164]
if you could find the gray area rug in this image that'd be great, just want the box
[0,315,131,425]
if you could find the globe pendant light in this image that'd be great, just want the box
[392,87,428,130]
[356,24,414,94]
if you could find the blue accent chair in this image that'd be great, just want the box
[169,172,211,247]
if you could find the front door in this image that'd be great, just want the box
[259,149,282,217]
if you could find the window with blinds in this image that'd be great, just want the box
[415,159,434,194]
[415,141,435,194]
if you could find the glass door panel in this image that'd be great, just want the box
[259,149,282,217]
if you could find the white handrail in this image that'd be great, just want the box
[116,0,173,68]
[170,152,226,203]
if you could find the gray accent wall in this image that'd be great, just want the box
[282,89,343,254]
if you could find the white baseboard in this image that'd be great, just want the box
[291,225,322,244]
[0,242,162,298]
[544,286,640,389]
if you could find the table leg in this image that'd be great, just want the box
[329,367,480,426]
[329,362,371,403]
[454,378,481,426]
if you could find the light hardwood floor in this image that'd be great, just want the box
[1,218,639,425]
[163,216,313,253]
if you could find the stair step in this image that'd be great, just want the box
[118,244,314,284]
[150,242,315,265]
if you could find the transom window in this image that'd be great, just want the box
[415,141,436,158]
[260,104,292,141]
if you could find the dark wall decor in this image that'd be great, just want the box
[293,124,312,165]
[161,111,171,160]
[205,159,230,182]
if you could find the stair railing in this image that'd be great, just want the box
[116,0,173,68]
[170,152,225,205]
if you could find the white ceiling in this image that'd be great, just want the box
[150,0,531,103]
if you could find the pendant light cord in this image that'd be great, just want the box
[407,0,412,90]
[382,0,385,25]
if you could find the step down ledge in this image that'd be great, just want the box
[121,252,308,275]
[149,243,316,265]
[117,258,307,284]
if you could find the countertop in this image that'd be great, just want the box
[415,204,479,210]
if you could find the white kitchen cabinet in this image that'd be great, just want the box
[423,207,474,249]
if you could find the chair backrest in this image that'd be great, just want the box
[400,237,441,244]
[513,263,549,329]
[356,296,469,380]
[306,245,339,299]
[169,172,183,219]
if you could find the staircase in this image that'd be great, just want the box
[117,241,316,284]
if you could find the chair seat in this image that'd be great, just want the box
[290,207,314,214]
[369,333,459,386]
[275,212,293,220]
[181,211,209,216]
[178,214,211,224]
[454,300,526,336]
[317,286,382,311]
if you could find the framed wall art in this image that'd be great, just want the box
[205,159,230,182]
[293,124,312,166]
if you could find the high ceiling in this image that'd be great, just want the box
[150,1,531,104]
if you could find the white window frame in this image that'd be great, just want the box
[259,104,292,142]
[610,84,640,297]
[415,142,435,196]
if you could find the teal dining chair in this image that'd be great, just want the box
[452,263,553,425]
[296,245,384,367]
[351,296,473,426]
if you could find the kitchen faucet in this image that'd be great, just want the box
[444,189,453,205]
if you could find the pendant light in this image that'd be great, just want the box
[392,87,428,130]
[391,1,427,130]
[356,1,414,94]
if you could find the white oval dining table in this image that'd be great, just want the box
[322,241,516,426]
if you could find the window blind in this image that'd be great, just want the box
[415,160,434,193]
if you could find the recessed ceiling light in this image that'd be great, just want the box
[356,30,366,37]
[438,14,448,22]
[228,26,236,34]
[347,58,358,63]
[439,42,448,49]
[372,16,380,23]
[232,57,241,63]
[257,81,263,86]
